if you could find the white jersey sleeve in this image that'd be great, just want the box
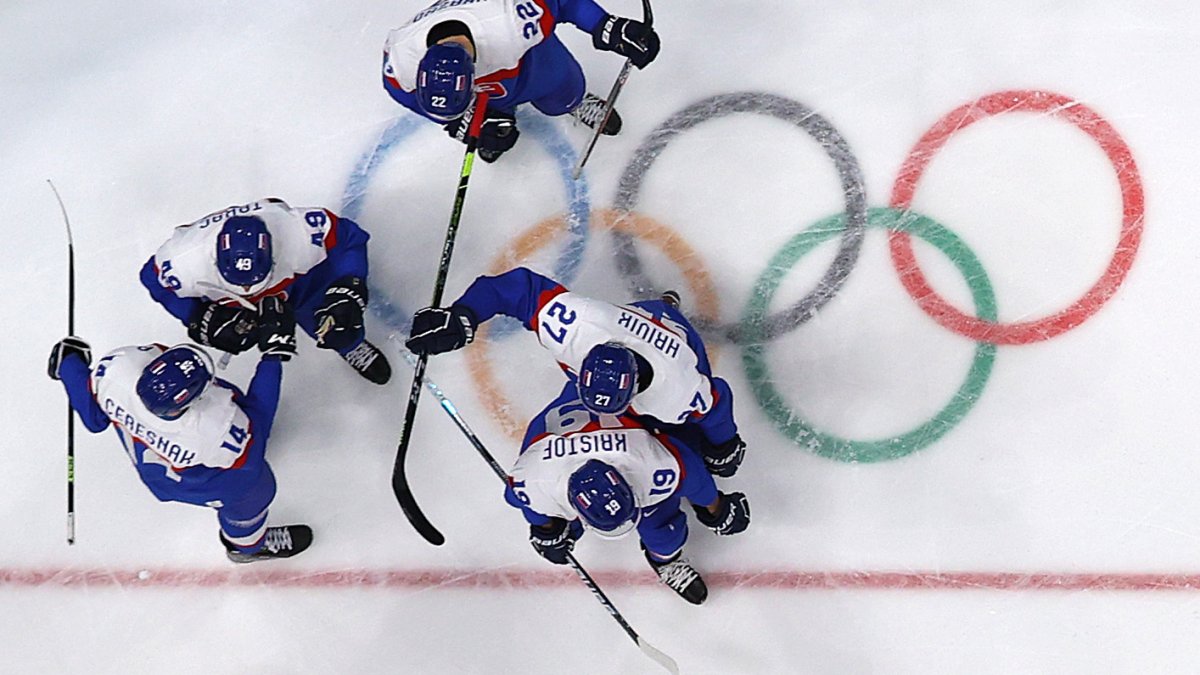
[90,345,253,477]
[532,293,716,424]
[151,198,335,304]
[384,0,552,92]
[511,422,685,521]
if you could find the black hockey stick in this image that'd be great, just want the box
[572,0,654,180]
[391,93,492,546]
[389,338,680,675]
[48,179,77,546]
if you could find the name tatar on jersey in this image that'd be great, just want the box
[153,199,336,302]
[90,345,252,477]
[512,425,684,522]
[534,293,715,423]
[383,0,554,93]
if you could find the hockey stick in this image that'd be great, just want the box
[391,93,492,546]
[571,0,654,180]
[387,337,680,675]
[48,180,77,546]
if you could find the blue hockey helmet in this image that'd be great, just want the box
[416,42,474,122]
[568,460,640,539]
[215,216,273,292]
[136,344,214,419]
[578,342,638,415]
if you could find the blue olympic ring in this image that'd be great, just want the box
[339,111,593,336]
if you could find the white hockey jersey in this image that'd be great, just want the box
[151,198,337,304]
[511,414,684,522]
[383,0,553,92]
[91,345,252,477]
[533,293,716,424]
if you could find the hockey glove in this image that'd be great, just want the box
[405,305,477,355]
[257,295,297,362]
[47,336,92,380]
[592,15,660,69]
[529,518,584,565]
[692,491,750,536]
[313,276,368,352]
[188,300,259,354]
[704,434,746,478]
[445,109,520,163]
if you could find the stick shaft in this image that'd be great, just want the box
[571,0,654,180]
[391,94,491,545]
[48,179,77,546]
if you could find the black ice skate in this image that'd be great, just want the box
[221,525,313,564]
[341,340,391,385]
[661,290,681,309]
[570,93,622,136]
[645,548,708,605]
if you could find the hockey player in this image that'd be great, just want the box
[505,382,750,604]
[382,0,660,162]
[406,266,747,478]
[139,197,391,385]
[46,297,311,562]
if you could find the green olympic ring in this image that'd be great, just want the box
[741,207,998,462]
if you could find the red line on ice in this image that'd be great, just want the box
[2,568,1199,591]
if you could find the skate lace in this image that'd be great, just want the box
[263,528,293,553]
[571,94,608,128]
[655,559,699,592]
[343,342,377,371]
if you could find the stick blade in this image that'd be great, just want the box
[638,637,680,675]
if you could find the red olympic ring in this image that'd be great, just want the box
[888,89,1145,345]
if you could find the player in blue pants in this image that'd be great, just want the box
[505,381,750,604]
[407,267,747,478]
[46,297,310,563]
[383,0,660,162]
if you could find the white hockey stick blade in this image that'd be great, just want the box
[638,637,680,674]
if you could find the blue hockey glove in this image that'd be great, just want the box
[257,295,296,361]
[592,15,660,69]
[314,276,367,352]
[47,336,91,380]
[188,300,259,354]
[529,518,584,565]
[406,305,477,355]
[692,491,750,536]
[704,434,746,478]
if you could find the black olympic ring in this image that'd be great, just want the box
[610,91,868,344]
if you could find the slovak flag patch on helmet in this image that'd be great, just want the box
[575,493,592,510]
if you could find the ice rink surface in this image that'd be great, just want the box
[4,1,1200,673]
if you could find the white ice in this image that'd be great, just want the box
[4,1,1200,673]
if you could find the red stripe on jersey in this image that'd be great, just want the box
[322,209,339,250]
[229,420,255,470]
[477,66,521,83]
[248,278,294,303]
[531,0,555,38]
[653,433,687,485]
[529,285,568,331]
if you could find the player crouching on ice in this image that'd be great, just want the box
[382,0,659,162]
[139,198,391,385]
[505,383,750,604]
[46,297,311,563]
[406,266,747,479]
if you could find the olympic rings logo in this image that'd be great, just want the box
[348,88,1144,463]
